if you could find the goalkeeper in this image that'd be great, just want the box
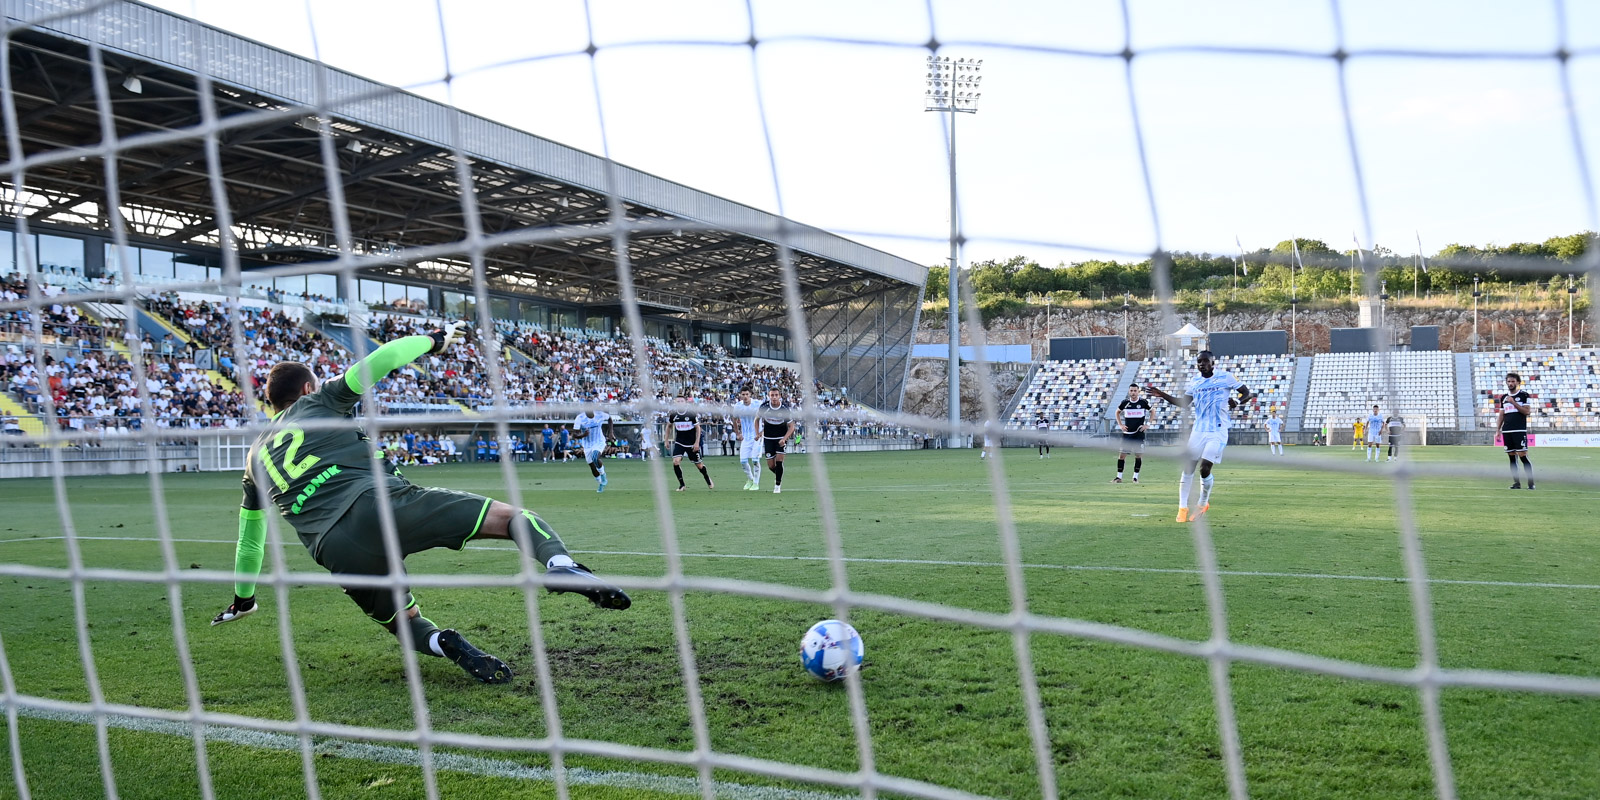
[211,323,630,684]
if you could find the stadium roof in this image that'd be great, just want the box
[0,0,926,323]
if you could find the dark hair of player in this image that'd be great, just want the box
[266,361,314,411]
[1506,372,1522,383]
[1197,349,1214,359]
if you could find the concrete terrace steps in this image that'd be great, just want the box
[1285,356,1314,432]
[0,392,48,438]
[1454,353,1477,430]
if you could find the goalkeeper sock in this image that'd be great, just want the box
[382,611,442,656]
[509,509,570,566]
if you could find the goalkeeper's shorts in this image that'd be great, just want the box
[310,484,493,624]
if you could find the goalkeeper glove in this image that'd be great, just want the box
[429,321,466,354]
[210,595,258,627]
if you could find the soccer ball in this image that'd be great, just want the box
[800,619,863,681]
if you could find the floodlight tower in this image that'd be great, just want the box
[926,54,982,447]
[1569,273,1578,349]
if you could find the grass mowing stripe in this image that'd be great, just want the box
[14,707,851,800]
[7,535,1598,591]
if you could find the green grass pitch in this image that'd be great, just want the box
[1,445,1597,799]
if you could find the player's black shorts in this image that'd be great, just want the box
[1502,431,1528,452]
[1118,433,1145,454]
[311,483,493,624]
[763,438,787,459]
[672,442,702,462]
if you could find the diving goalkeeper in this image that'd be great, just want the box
[211,323,630,684]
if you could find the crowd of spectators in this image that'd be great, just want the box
[4,285,881,448]
[2,340,252,442]
[2,271,109,346]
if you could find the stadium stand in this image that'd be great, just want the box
[1131,354,1297,432]
[1471,348,1600,430]
[1302,351,1457,431]
[4,273,859,439]
[1006,358,1126,433]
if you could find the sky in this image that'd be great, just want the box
[140,0,1600,270]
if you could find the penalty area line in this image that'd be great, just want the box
[5,536,1599,591]
[15,707,850,800]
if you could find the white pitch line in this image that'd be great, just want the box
[14,707,850,800]
[3,535,1597,591]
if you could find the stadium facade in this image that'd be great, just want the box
[0,0,925,411]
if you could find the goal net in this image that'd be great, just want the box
[2,1,1599,799]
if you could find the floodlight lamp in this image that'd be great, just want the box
[121,75,142,94]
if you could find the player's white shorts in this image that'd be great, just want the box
[739,437,762,460]
[1267,433,1282,444]
[584,446,604,463]
[1365,433,1383,444]
[1186,429,1229,463]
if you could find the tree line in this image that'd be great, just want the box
[923,232,1593,318]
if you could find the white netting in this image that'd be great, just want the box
[2,1,1599,799]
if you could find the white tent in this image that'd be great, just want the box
[1168,323,1207,349]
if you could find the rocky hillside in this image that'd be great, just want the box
[916,306,1589,361]
[902,360,1027,423]
[901,305,1590,418]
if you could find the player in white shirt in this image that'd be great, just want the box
[572,406,615,492]
[1265,412,1284,455]
[1146,350,1253,523]
[1363,405,1385,463]
[979,430,997,459]
[638,420,655,460]
[733,387,764,490]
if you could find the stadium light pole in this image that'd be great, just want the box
[1569,273,1577,349]
[1379,279,1388,338]
[1204,288,1213,332]
[1472,275,1481,351]
[1122,293,1131,345]
[926,54,981,447]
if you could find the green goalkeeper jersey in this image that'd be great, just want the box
[241,336,432,542]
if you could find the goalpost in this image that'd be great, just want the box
[2,2,1599,800]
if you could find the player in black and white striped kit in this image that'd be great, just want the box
[1497,372,1534,489]
[759,388,796,494]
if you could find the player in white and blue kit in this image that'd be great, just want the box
[1146,350,1252,522]
[1265,412,1284,456]
[572,407,615,492]
[1364,405,1385,463]
[732,387,764,490]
